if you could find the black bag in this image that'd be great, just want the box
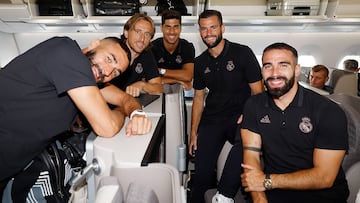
[94,0,140,16]
[155,0,189,16]
[37,0,73,16]
[9,130,89,202]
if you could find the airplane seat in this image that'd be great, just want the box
[95,176,124,203]
[329,69,358,96]
[327,94,360,203]
[95,175,161,203]
[110,163,184,203]
[327,94,360,171]
[356,188,360,203]
[346,161,360,203]
[204,141,248,203]
[298,66,311,83]
[216,141,233,181]
[329,69,347,87]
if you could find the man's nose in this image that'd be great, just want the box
[271,66,281,76]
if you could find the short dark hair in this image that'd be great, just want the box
[344,59,358,71]
[263,42,298,64]
[104,36,131,63]
[161,9,182,25]
[312,64,329,76]
[198,9,223,25]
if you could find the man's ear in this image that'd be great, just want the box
[82,39,101,54]
[124,30,129,39]
[295,64,301,78]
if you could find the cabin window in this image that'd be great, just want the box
[256,55,262,66]
[299,55,316,67]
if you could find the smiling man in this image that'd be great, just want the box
[151,9,195,90]
[189,10,264,203]
[241,42,349,203]
[111,13,163,97]
[0,36,152,196]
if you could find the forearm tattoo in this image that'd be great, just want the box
[244,146,262,153]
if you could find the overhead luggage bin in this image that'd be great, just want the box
[266,0,321,16]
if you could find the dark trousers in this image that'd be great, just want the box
[189,117,242,203]
[218,134,243,198]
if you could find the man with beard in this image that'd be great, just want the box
[189,10,264,203]
[151,9,195,91]
[240,42,349,203]
[111,13,162,97]
[0,36,152,199]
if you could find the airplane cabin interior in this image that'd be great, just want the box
[0,0,360,202]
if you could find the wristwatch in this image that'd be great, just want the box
[130,109,147,120]
[159,68,166,76]
[263,173,272,190]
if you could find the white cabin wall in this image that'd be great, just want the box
[0,32,19,68]
[169,32,360,68]
[13,33,110,53]
[8,31,360,70]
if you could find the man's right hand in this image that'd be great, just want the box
[125,115,152,136]
[188,133,197,156]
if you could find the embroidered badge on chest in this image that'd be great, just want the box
[226,60,235,71]
[158,58,165,63]
[176,55,182,64]
[204,67,211,74]
[135,63,143,74]
[299,117,313,133]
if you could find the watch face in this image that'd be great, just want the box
[264,179,272,190]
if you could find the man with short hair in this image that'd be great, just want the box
[329,59,359,96]
[241,42,349,203]
[112,13,162,97]
[0,36,152,198]
[309,64,333,93]
[189,10,264,203]
[151,9,195,91]
[344,59,359,72]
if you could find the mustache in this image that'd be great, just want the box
[93,64,105,82]
[205,35,216,39]
[265,76,287,82]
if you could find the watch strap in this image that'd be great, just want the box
[130,109,147,120]
[159,68,166,76]
[263,173,272,190]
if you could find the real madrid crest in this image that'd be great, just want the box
[158,57,165,64]
[135,63,143,74]
[176,55,183,64]
[299,117,313,134]
[226,60,235,71]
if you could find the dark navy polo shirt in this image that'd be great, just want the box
[0,37,95,180]
[151,38,195,70]
[111,49,159,90]
[242,85,349,202]
[193,39,262,120]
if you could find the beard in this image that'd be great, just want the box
[264,74,295,98]
[202,33,223,48]
[86,50,105,83]
[92,64,105,83]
